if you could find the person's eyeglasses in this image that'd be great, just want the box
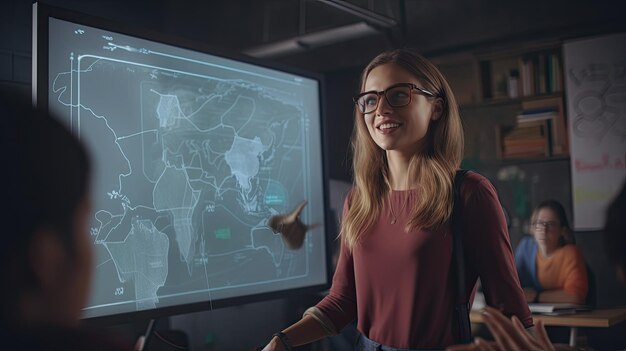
[532,221,560,231]
[353,83,437,114]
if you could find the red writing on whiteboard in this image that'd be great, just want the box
[575,153,626,172]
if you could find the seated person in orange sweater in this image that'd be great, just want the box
[447,181,626,351]
[515,200,588,304]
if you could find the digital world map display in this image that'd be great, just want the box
[39,12,328,319]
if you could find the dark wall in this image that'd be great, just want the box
[0,0,31,84]
[323,67,360,181]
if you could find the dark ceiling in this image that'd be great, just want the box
[5,0,626,74]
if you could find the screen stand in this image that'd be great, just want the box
[137,318,155,351]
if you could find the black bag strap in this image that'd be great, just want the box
[451,169,471,344]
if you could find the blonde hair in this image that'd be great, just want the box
[341,49,464,250]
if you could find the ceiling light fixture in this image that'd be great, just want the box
[315,0,397,28]
[244,0,397,59]
[245,22,378,58]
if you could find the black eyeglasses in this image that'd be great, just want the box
[532,220,560,231]
[353,83,437,114]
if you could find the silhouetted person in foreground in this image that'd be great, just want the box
[0,89,136,350]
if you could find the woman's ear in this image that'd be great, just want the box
[431,98,443,121]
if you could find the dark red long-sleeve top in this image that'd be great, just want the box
[315,172,532,349]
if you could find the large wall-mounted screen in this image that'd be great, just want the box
[33,3,330,323]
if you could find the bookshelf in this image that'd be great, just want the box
[433,41,569,163]
[480,48,563,101]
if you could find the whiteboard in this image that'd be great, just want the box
[564,33,626,230]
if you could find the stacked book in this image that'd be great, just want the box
[516,107,558,123]
[501,123,549,158]
[499,108,556,159]
[497,97,570,160]
[521,97,569,156]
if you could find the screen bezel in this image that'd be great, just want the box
[32,2,333,326]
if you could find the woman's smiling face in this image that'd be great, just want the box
[361,63,441,157]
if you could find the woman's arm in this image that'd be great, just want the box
[264,194,358,350]
[523,287,538,303]
[462,175,533,328]
[262,243,357,351]
[262,315,330,351]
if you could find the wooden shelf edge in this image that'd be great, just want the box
[459,92,564,110]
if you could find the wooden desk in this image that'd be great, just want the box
[470,308,626,346]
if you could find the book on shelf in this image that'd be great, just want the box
[528,303,590,315]
[552,54,562,92]
[498,119,551,159]
[522,97,568,156]
[502,144,549,158]
[535,54,548,94]
[517,51,562,97]
[519,57,534,97]
[516,107,558,122]
[503,138,547,150]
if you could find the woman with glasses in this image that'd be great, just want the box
[263,49,531,351]
[515,200,588,305]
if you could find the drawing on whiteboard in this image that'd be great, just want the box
[568,61,626,142]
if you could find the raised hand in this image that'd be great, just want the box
[267,200,318,250]
[480,306,556,351]
[445,306,577,351]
